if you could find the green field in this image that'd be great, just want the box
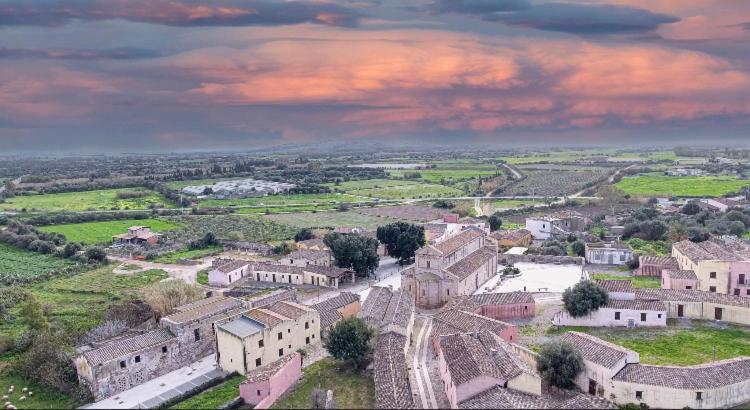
[0,243,76,284]
[0,188,176,212]
[153,245,223,264]
[265,211,402,229]
[170,374,244,409]
[198,193,364,208]
[349,183,462,200]
[388,167,498,184]
[626,238,670,256]
[554,322,750,366]
[616,174,749,197]
[272,358,374,409]
[591,274,661,289]
[0,373,74,410]
[37,218,181,244]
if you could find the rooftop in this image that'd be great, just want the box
[311,292,360,314]
[639,255,679,267]
[218,316,265,338]
[287,249,330,261]
[82,328,175,366]
[213,259,249,274]
[595,279,634,294]
[246,308,289,328]
[460,386,615,409]
[440,333,504,385]
[434,228,484,256]
[266,301,311,320]
[434,309,511,337]
[161,296,244,325]
[373,332,414,409]
[302,264,351,278]
[586,242,632,250]
[251,262,304,275]
[244,353,300,383]
[604,299,666,311]
[491,229,531,242]
[635,288,750,308]
[446,246,497,280]
[613,357,750,389]
[663,269,698,280]
[673,239,750,263]
[561,332,634,369]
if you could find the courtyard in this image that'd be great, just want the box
[476,262,584,294]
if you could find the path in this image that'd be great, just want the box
[108,256,212,284]
[412,316,438,409]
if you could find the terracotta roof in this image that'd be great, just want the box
[246,308,289,327]
[595,279,634,294]
[296,238,328,249]
[82,328,174,366]
[460,386,615,409]
[452,291,535,312]
[662,269,698,280]
[613,357,750,389]
[287,249,330,261]
[673,239,750,263]
[560,332,633,369]
[302,265,351,278]
[586,241,631,250]
[440,333,503,385]
[446,246,497,280]
[318,309,343,330]
[244,353,300,383]
[639,255,678,267]
[161,296,244,325]
[490,229,531,242]
[373,332,414,409]
[380,290,414,330]
[311,292,360,314]
[604,299,666,311]
[434,228,484,256]
[251,262,304,275]
[635,288,750,308]
[213,259,249,274]
[266,301,310,320]
[433,309,511,337]
[359,286,396,325]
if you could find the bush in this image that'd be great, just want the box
[84,246,108,263]
[141,280,203,318]
[294,228,315,242]
[488,213,503,232]
[571,240,585,257]
[536,341,584,389]
[681,201,700,215]
[324,317,373,368]
[562,280,608,317]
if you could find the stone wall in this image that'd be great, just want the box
[499,253,585,265]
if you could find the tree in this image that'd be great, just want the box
[294,228,315,242]
[638,220,667,241]
[681,201,700,215]
[273,242,291,255]
[84,246,108,263]
[488,213,503,232]
[667,223,688,243]
[562,280,608,317]
[61,242,82,258]
[325,317,373,368]
[536,341,584,389]
[18,295,50,332]
[376,222,425,265]
[141,280,203,318]
[571,240,586,257]
[598,184,626,214]
[324,233,380,276]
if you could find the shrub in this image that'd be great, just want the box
[141,280,203,318]
[571,240,585,257]
[294,228,315,242]
[536,341,584,389]
[84,246,108,263]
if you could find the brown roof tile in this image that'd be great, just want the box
[83,328,175,366]
[446,246,497,280]
[460,386,615,409]
[373,332,415,409]
[161,296,244,325]
[613,357,750,389]
[595,279,634,294]
[435,228,484,256]
[560,332,633,369]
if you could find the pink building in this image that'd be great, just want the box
[730,261,750,297]
[635,255,678,277]
[661,269,698,290]
[459,292,536,320]
[432,308,517,352]
[239,352,302,409]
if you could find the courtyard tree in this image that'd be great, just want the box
[488,212,503,232]
[562,280,608,317]
[324,233,380,276]
[376,222,425,265]
[324,317,374,369]
[536,340,584,389]
[571,240,586,257]
[294,228,314,242]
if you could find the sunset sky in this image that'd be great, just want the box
[2,0,750,152]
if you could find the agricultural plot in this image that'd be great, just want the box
[355,205,450,222]
[153,245,223,263]
[387,163,500,184]
[616,174,749,197]
[37,218,181,244]
[198,193,364,208]
[265,211,403,229]
[168,215,296,243]
[0,188,175,212]
[499,169,610,197]
[0,243,76,285]
[348,183,462,200]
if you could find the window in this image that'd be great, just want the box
[259,339,264,348]
[312,334,315,339]
[640,313,647,322]
[120,360,126,369]
[194,328,201,341]
[710,272,717,279]
[256,358,261,366]
[635,391,643,400]
[134,355,141,363]
[658,314,662,318]
[740,274,746,284]
[620,254,625,261]
[426,260,430,268]
[615,312,621,320]
[278,332,283,340]
[421,289,425,296]
[306,336,310,344]
[447,289,450,296]
[257,390,261,396]
[747,289,750,296]
[162,346,167,353]
[278,348,284,357]
[305,321,309,329]
[735,289,741,296]
[696,392,702,400]
[709,286,717,293]
[288,329,291,333]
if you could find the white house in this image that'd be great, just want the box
[585,242,634,266]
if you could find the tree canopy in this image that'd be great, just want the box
[324,317,374,368]
[294,228,315,242]
[488,213,503,232]
[562,280,609,317]
[536,341,584,389]
[376,222,425,265]
[324,233,380,276]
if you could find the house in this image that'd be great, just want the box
[585,242,634,266]
[672,239,750,296]
[281,249,331,267]
[450,291,536,321]
[553,299,667,328]
[208,259,249,287]
[112,226,159,245]
[561,332,640,397]
[74,296,245,401]
[248,262,354,289]
[525,211,589,240]
[699,198,737,212]
[437,332,541,408]
[309,292,361,338]
[459,386,614,409]
[359,286,415,342]
[661,269,698,290]
[635,255,678,277]
[239,352,302,409]
[401,227,498,309]
[595,279,635,300]
[635,288,750,325]
[216,301,320,375]
[490,229,532,247]
[373,332,415,409]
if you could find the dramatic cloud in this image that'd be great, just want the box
[431,0,530,14]
[0,47,160,60]
[0,0,360,27]
[485,3,678,34]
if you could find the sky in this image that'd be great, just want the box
[1,0,750,152]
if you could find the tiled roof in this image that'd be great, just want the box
[266,301,310,320]
[213,259,249,274]
[244,353,300,383]
[251,262,304,275]
[161,296,244,325]
[296,238,328,249]
[83,328,175,365]
[452,291,535,312]
[613,357,750,389]
[287,249,330,261]
[302,265,351,278]
[490,229,531,242]
[639,255,678,267]
[635,288,750,308]
[318,309,343,330]
[673,239,750,263]
[434,228,484,256]
[380,290,414,330]
[311,292,360,314]
[446,246,497,280]
[460,386,615,409]
[662,269,698,280]
[433,309,511,337]
[604,299,666,311]
[595,279,634,294]
[560,332,633,369]
[373,332,414,409]
[586,241,631,250]
[359,286,395,325]
[440,333,503,385]
[246,308,289,327]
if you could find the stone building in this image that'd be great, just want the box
[489,229,532,248]
[207,259,354,289]
[74,296,245,401]
[309,292,361,338]
[216,301,320,375]
[401,227,498,308]
[635,288,750,325]
[432,308,518,350]
[280,249,331,267]
[661,269,699,290]
[111,226,159,245]
[585,242,634,266]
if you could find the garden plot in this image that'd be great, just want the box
[476,262,583,294]
[499,169,610,197]
[355,205,450,222]
[265,211,403,230]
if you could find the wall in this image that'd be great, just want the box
[610,378,750,409]
[507,372,542,396]
[499,254,585,265]
[552,308,667,328]
[476,302,535,321]
[730,261,750,297]
[240,353,302,409]
[455,375,502,408]
[585,248,633,265]
[253,268,304,286]
[695,260,731,294]
[208,266,245,287]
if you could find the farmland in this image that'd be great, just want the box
[0,243,76,285]
[37,218,181,244]
[153,245,223,263]
[169,215,296,243]
[355,205,450,222]
[387,163,500,185]
[197,193,364,208]
[499,169,610,197]
[0,188,175,212]
[348,183,461,200]
[616,174,749,197]
[265,210,404,229]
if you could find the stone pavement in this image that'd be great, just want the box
[82,354,225,409]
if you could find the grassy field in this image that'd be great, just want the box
[272,358,374,409]
[626,238,670,256]
[169,374,244,409]
[196,269,209,285]
[388,168,498,184]
[0,373,74,409]
[616,174,749,197]
[153,245,223,264]
[37,218,181,244]
[0,188,175,212]
[265,211,402,229]
[348,183,462,200]
[198,193,363,208]
[554,322,750,366]
[591,273,661,288]
[0,243,76,283]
